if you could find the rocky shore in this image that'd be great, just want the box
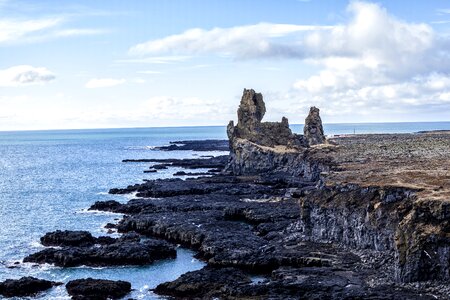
[4,89,449,299]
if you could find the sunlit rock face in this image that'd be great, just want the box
[227,89,308,149]
[225,89,329,177]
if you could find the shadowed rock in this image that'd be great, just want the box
[0,277,61,298]
[66,278,131,300]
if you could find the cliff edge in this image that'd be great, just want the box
[226,89,450,284]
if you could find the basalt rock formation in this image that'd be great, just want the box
[304,106,326,145]
[227,89,308,149]
[226,89,326,176]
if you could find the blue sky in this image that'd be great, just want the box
[1,0,450,130]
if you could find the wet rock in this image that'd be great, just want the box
[154,140,229,151]
[89,200,123,212]
[24,238,176,267]
[304,106,326,146]
[173,171,210,176]
[66,278,131,300]
[151,164,168,170]
[40,230,96,247]
[0,277,61,298]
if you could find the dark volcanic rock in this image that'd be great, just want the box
[109,176,282,198]
[89,200,123,212]
[154,139,229,151]
[24,238,176,267]
[154,266,251,299]
[104,165,448,299]
[227,89,307,148]
[41,230,96,247]
[155,265,436,300]
[173,171,210,176]
[225,89,329,177]
[0,277,61,298]
[66,278,131,300]
[123,155,228,170]
[304,106,326,146]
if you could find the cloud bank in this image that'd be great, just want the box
[129,1,450,121]
[0,65,55,87]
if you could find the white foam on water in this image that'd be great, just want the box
[96,191,109,195]
[76,208,123,216]
[30,241,45,248]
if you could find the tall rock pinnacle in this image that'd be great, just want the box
[227,89,307,148]
[304,106,326,146]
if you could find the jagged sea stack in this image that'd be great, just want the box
[304,106,326,146]
[225,89,329,178]
[227,89,306,148]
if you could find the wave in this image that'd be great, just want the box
[76,208,123,216]
[125,145,158,150]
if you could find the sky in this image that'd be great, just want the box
[1,0,450,131]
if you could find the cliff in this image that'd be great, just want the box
[226,89,450,284]
[226,89,327,177]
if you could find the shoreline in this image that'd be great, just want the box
[1,89,449,299]
[2,131,449,299]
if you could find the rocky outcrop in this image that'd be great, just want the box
[225,138,331,179]
[0,277,61,298]
[24,231,176,267]
[226,89,328,176]
[66,278,131,300]
[304,106,326,146]
[40,230,96,247]
[227,89,307,148]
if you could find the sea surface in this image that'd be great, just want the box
[0,122,449,299]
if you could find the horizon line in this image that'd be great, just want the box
[1,120,450,133]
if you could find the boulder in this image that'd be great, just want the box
[66,278,131,300]
[0,277,61,298]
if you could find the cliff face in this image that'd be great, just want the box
[225,89,450,284]
[226,89,322,176]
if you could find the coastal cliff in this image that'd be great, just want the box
[226,90,450,284]
[226,89,328,178]
[10,89,449,299]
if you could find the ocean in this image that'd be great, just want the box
[0,122,449,299]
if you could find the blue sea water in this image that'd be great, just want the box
[0,122,449,299]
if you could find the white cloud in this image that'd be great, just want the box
[0,65,55,87]
[285,2,450,120]
[0,18,62,44]
[0,16,107,45]
[85,78,125,88]
[128,23,333,59]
